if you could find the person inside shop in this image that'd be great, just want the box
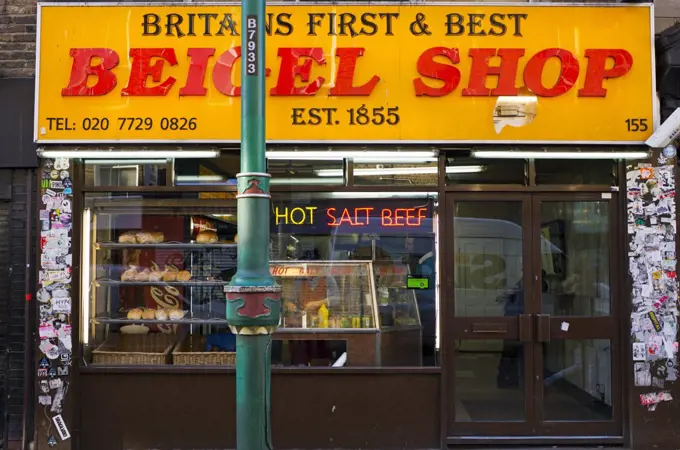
[286,248,344,366]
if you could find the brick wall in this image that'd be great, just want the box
[0,0,37,78]
[0,169,35,450]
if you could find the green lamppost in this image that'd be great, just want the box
[224,0,281,448]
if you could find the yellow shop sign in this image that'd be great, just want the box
[35,3,655,144]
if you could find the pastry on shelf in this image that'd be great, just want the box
[136,231,164,244]
[120,324,149,335]
[127,308,143,320]
[163,265,179,282]
[149,261,164,282]
[234,234,238,243]
[155,309,168,321]
[196,230,218,244]
[135,268,151,282]
[142,308,156,320]
[168,309,187,320]
[176,270,192,282]
[119,231,137,244]
[121,267,139,282]
[162,271,177,282]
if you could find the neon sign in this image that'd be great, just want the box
[274,206,428,228]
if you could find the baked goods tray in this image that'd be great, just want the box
[93,279,229,287]
[93,312,227,325]
[96,242,237,249]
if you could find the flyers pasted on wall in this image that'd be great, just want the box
[38,158,73,443]
[627,158,678,411]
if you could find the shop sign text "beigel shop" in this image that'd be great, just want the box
[35,4,655,144]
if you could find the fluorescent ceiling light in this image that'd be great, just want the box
[84,159,167,165]
[37,149,220,159]
[316,165,483,177]
[266,150,436,161]
[472,150,649,159]
[330,192,438,199]
[176,175,225,182]
[270,177,344,185]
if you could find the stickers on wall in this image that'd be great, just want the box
[627,158,678,411]
[38,158,74,446]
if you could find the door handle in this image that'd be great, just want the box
[536,314,551,343]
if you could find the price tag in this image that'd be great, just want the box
[245,15,259,76]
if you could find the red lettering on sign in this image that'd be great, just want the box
[413,47,461,97]
[462,48,525,96]
[270,48,326,96]
[122,48,178,96]
[179,48,215,96]
[211,47,272,97]
[329,48,380,96]
[213,47,242,97]
[61,48,119,96]
[578,49,633,97]
[524,48,580,97]
[327,208,338,226]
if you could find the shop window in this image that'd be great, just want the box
[174,153,239,186]
[80,191,439,368]
[535,159,616,185]
[445,157,527,185]
[272,192,439,367]
[268,159,345,186]
[82,192,238,365]
[84,160,167,187]
[352,161,438,186]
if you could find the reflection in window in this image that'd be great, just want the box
[453,201,524,317]
[543,339,612,421]
[536,159,616,185]
[446,157,527,185]
[454,339,525,422]
[269,159,345,186]
[541,201,610,316]
[85,160,167,187]
[174,154,239,186]
[352,161,438,186]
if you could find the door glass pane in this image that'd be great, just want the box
[543,339,613,421]
[540,201,611,316]
[454,201,524,317]
[455,340,525,422]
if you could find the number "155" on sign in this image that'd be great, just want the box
[625,118,649,132]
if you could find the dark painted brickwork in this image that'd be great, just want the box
[0,169,35,449]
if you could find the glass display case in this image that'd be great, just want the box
[271,260,422,367]
[82,193,238,365]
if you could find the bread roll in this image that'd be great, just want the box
[168,309,186,320]
[121,267,138,282]
[162,271,177,282]
[142,308,156,320]
[149,270,164,282]
[149,231,164,243]
[135,268,151,282]
[196,230,218,244]
[127,308,143,320]
[176,270,191,281]
[119,231,137,244]
[233,234,238,243]
[135,232,154,244]
[155,309,168,321]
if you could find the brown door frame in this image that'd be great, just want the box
[445,191,624,444]
[530,193,623,438]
